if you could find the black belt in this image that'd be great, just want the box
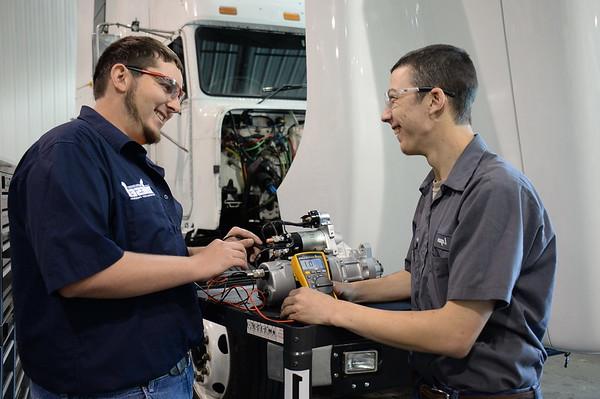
[419,384,535,399]
[168,353,191,376]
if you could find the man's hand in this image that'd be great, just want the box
[224,226,263,262]
[190,239,251,277]
[333,281,358,302]
[280,287,339,325]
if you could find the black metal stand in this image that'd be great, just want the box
[199,298,412,399]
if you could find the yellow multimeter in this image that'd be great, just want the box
[290,252,337,298]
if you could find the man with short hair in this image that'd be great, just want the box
[9,36,260,398]
[281,44,556,398]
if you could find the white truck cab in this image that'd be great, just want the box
[94,0,307,244]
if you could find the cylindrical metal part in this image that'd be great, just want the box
[257,260,296,305]
[291,229,329,252]
[328,243,383,283]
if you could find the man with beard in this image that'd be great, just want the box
[9,36,260,398]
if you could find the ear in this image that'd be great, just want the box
[428,87,448,119]
[109,64,130,94]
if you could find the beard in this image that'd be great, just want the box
[124,83,161,145]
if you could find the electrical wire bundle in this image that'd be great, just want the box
[221,111,302,217]
[196,271,294,324]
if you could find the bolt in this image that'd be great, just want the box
[292,361,298,367]
[293,336,300,343]
[333,373,339,378]
[351,383,357,389]
[333,353,339,358]
[364,382,370,388]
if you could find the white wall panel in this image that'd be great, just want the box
[282,0,600,353]
[76,0,95,110]
[502,0,600,353]
[0,0,76,164]
[280,0,519,274]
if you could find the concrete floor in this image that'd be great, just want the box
[541,352,600,398]
[196,353,600,398]
[347,353,600,399]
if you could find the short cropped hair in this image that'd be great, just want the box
[391,44,478,125]
[93,36,183,100]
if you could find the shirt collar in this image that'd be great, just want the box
[77,106,147,156]
[419,134,488,194]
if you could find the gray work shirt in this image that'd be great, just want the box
[406,135,556,392]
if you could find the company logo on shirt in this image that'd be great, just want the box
[121,179,155,200]
[433,233,451,251]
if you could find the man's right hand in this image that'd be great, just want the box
[190,238,253,278]
[332,271,412,304]
[333,281,359,302]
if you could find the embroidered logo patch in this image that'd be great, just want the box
[433,233,451,251]
[121,179,155,200]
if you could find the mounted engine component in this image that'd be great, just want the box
[254,210,383,305]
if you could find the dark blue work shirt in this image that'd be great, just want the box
[8,106,203,394]
[405,135,556,392]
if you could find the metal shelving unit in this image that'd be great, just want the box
[1,160,29,399]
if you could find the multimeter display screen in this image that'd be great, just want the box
[299,257,325,272]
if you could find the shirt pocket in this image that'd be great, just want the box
[427,231,452,305]
[427,255,449,306]
[432,231,451,258]
[123,194,180,255]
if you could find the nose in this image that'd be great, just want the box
[166,96,181,115]
[381,106,392,124]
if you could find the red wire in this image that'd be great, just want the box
[199,284,295,324]
[244,285,294,324]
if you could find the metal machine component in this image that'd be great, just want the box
[257,260,297,305]
[256,210,383,305]
[268,210,338,257]
[193,320,231,399]
[195,210,386,398]
[328,243,382,283]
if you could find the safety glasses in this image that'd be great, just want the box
[384,86,455,108]
[126,65,185,102]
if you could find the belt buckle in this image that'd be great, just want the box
[430,386,450,399]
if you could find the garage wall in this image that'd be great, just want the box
[0,0,77,165]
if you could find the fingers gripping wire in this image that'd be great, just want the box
[260,220,286,239]
[251,247,271,268]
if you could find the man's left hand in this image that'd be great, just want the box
[280,287,338,325]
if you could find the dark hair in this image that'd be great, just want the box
[391,44,477,125]
[93,36,183,100]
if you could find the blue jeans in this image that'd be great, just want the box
[30,357,194,399]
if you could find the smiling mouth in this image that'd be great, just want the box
[155,110,166,123]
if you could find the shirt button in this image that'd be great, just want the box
[163,194,169,199]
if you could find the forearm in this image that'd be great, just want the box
[329,300,491,358]
[60,228,259,299]
[60,251,217,299]
[349,270,411,303]
[187,246,206,256]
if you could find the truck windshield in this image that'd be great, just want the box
[195,26,306,100]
